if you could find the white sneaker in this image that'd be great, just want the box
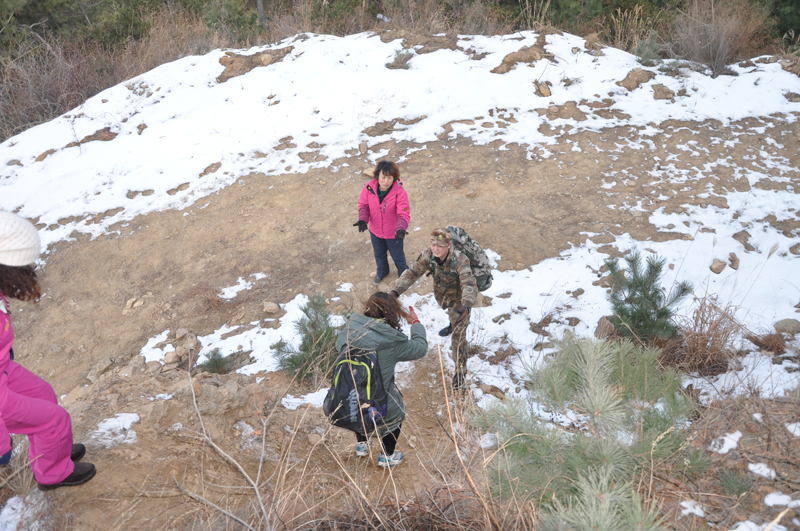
[378,451,404,467]
[356,441,369,457]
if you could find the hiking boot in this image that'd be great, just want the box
[438,324,452,337]
[378,451,404,468]
[356,441,369,457]
[71,443,86,462]
[373,275,385,286]
[38,462,96,491]
[452,372,466,390]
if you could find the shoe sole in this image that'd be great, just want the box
[356,451,368,457]
[38,466,96,491]
[378,461,403,467]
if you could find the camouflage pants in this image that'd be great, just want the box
[446,303,470,373]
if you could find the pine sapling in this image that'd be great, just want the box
[272,293,339,386]
[197,348,234,374]
[605,251,692,344]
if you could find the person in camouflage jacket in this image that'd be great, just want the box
[391,228,477,389]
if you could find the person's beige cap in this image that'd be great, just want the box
[430,228,451,246]
[0,211,41,266]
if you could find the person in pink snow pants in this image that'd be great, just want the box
[353,161,411,285]
[0,211,96,490]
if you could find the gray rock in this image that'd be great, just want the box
[87,358,114,382]
[263,301,280,314]
[146,361,162,374]
[175,328,189,340]
[775,318,800,335]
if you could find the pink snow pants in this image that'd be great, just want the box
[2,361,74,484]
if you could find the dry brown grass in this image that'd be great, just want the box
[0,440,75,530]
[606,5,660,53]
[0,7,255,142]
[675,391,800,528]
[669,0,774,74]
[672,295,742,376]
[745,332,786,354]
[163,336,542,531]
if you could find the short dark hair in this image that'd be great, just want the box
[373,161,400,183]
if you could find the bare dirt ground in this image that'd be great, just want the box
[2,111,799,529]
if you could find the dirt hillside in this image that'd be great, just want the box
[3,105,800,528]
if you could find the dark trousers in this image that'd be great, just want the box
[370,231,408,279]
[357,424,401,456]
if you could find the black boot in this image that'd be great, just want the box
[438,324,452,337]
[71,443,85,462]
[38,462,96,491]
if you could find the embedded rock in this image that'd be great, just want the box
[263,301,281,314]
[774,319,800,336]
[87,358,114,383]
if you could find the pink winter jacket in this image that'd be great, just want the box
[0,297,13,454]
[357,179,410,240]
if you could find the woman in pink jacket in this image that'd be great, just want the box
[0,211,95,490]
[353,161,410,285]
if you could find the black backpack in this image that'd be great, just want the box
[323,344,388,435]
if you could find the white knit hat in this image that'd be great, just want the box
[0,211,41,266]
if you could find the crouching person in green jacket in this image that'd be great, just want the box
[335,292,428,467]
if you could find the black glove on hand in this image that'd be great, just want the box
[395,229,407,240]
[353,220,368,232]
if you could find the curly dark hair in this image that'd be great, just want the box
[364,292,408,331]
[0,264,42,302]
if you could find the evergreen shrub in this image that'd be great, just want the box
[718,468,754,499]
[203,0,260,39]
[605,251,692,344]
[272,293,340,386]
[473,334,694,525]
[635,29,660,65]
[198,347,234,374]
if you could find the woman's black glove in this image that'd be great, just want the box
[395,229,407,240]
[353,220,368,232]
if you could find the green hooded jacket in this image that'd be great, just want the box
[335,313,428,434]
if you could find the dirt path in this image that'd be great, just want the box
[4,113,799,528]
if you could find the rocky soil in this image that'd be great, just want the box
[2,98,799,528]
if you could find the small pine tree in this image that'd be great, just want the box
[635,30,661,66]
[197,348,234,374]
[605,251,692,344]
[272,293,339,386]
[473,334,695,522]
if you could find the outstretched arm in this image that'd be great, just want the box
[392,249,431,296]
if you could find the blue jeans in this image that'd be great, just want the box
[370,231,408,279]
